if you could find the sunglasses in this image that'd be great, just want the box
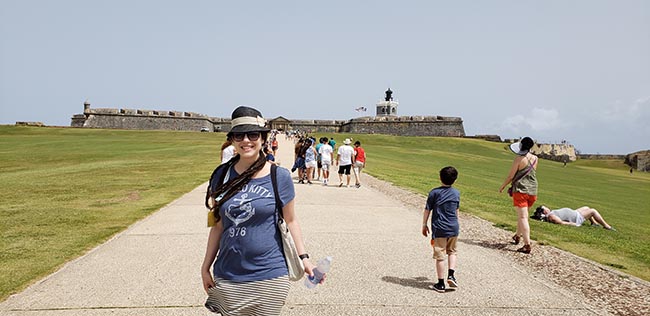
[232,132,261,142]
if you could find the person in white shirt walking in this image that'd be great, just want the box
[336,138,355,187]
[318,139,334,186]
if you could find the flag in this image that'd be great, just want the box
[355,106,367,112]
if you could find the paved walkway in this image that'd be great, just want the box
[0,136,605,315]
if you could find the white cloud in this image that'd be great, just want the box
[597,97,650,124]
[499,107,563,133]
[487,100,649,153]
[571,97,650,153]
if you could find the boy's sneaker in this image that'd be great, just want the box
[447,276,458,289]
[428,283,445,293]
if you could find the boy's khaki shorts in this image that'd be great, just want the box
[431,237,458,260]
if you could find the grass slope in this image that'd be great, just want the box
[0,126,221,301]
[1,128,648,302]
[324,133,650,280]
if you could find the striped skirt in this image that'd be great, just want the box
[205,275,290,316]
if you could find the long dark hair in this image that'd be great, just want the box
[205,133,268,223]
[220,139,232,151]
[298,138,312,156]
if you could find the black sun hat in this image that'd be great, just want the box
[509,137,535,155]
[228,106,271,135]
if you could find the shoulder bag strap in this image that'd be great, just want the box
[270,164,283,219]
[214,164,234,203]
[512,156,537,184]
[205,161,233,209]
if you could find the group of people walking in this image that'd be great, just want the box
[290,135,366,188]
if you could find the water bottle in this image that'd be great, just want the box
[304,256,332,289]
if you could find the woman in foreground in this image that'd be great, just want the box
[201,106,318,315]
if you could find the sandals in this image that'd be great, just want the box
[511,234,520,245]
[516,244,531,254]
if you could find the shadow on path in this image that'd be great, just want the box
[381,276,431,290]
[459,238,511,251]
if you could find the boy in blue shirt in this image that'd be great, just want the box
[421,166,460,292]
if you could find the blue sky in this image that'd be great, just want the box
[1,0,648,154]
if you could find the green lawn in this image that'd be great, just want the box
[1,127,648,302]
[0,126,222,301]
[324,133,650,280]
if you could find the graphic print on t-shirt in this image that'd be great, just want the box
[225,193,255,226]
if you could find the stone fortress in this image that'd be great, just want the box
[71,89,466,137]
[69,90,648,171]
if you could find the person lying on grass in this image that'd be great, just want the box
[531,205,616,231]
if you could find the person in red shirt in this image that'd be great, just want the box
[352,141,366,188]
[271,137,279,156]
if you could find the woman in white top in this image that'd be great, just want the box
[531,205,615,230]
[220,139,236,165]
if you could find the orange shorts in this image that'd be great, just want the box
[512,192,537,208]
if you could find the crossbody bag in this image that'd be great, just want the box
[270,164,305,281]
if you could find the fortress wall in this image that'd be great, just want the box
[287,119,346,133]
[341,117,465,137]
[209,118,231,132]
[636,156,650,171]
[285,116,466,136]
[465,135,502,142]
[623,150,650,171]
[532,143,577,162]
[82,112,212,131]
[348,115,463,123]
[71,106,466,137]
[71,114,86,127]
[577,154,626,160]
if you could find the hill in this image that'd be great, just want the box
[1,126,648,301]
[316,133,650,280]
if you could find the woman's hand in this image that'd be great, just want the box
[303,259,326,284]
[201,269,216,293]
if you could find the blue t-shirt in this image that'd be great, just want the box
[425,186,460,238]
[209,166,295,281]
[315,143,323,161]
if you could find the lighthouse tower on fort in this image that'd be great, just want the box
[376,88,398,116]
